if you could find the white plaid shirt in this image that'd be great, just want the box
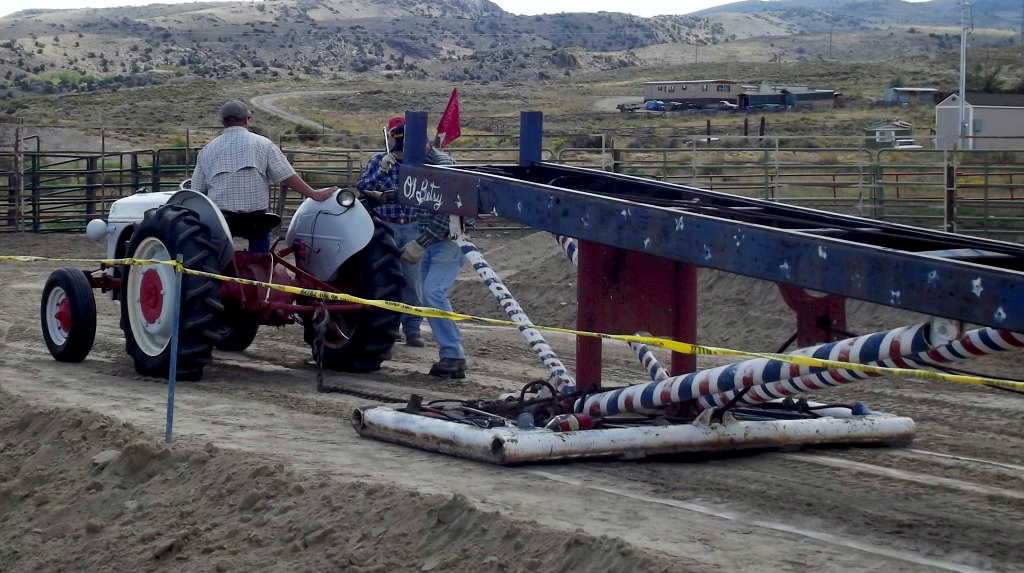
[191,127,296,212]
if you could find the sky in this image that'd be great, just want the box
[0,0,745,20]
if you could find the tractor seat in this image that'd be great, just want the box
[224,211,283,240]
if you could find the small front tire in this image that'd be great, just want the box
[41,268,97,362]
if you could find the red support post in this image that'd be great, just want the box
[777,284,847,347]
[576,240,698,395]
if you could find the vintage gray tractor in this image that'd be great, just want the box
[40,184,404,381]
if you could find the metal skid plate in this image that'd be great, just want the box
[352,407,915,465]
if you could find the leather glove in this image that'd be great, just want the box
[363,190,385,203]
[378,153,397,174]
[400,241,425,263]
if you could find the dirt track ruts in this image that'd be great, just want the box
[2,232,1023,573]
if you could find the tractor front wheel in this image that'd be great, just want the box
[40,268,97,362]
[120,205,228,380]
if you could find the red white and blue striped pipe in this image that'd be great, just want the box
[628,340,670,382]
[576,321,949,417]
[554,234,578,266]
[554,234,671,383]
[686,327,1024,413]
[455,236,576,394]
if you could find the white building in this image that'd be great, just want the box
[935,93,1024,150]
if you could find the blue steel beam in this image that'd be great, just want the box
[399,162,1024,332]
[518,163,1024,265]
[396,111,1024,332]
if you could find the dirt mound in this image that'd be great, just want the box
[0,387,673,573]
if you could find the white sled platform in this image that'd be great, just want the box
[352,406,915,465]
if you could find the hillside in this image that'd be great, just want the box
[0,0,1019,103]
[0,0,728,92]
[696,0,1022,31]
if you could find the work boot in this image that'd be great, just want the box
[405,331,425,348]
[429,358,466,379]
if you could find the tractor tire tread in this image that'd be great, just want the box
[120,204,224,380]
[304,222,403,373]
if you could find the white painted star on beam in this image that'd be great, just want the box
[733,229,744,247]
[890,290,901,305]
[926,270,939,287]
[455,194,463,209]
[779,261,790,278]
[674,216,685,231]
[581,213,590,227]
[818,245,828,260]
[643,237,650,249]
[490,207,498,216]
[516,201,522,213]
[994,306,1007,323]
[621,208,631,220]
[971,277,983,298]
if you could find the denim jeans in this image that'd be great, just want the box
[383,221,423,335]
[247,231,272,253]
[420,240,465,359]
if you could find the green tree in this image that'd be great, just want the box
[966,62,1004,93]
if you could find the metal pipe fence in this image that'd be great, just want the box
[2,134,1024,240]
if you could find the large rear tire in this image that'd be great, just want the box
[303,222,404,372]
[120,205,229,380]
[40,268,97,362]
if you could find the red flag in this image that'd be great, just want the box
[436,88,461,149]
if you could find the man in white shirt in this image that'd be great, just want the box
[191,100,336,251]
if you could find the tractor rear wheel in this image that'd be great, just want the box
[120,205,229,380]
[303,222,404,372]
[40,268,97,362]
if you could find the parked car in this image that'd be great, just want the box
[645,100,665,111]
[717,101,739,111]
[893,139,923,150]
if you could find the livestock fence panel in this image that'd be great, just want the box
[3,130,1024,241]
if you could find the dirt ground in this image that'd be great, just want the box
[2,230,1024,573]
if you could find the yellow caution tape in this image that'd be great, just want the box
[4,254,1024,393]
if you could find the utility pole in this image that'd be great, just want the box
[958,1,970,149]
[694,43,698,64]
[829,26,833,60]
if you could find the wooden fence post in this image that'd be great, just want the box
[86,156,98,217]
[30,154,40,232]
[763,149,771,200]
[11,126,23,231]
[945,155,958,233]
[872,156,885,221]
[151,151,160,193]
[131,152,140,192]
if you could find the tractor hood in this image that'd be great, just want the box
[107,191,175,224]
